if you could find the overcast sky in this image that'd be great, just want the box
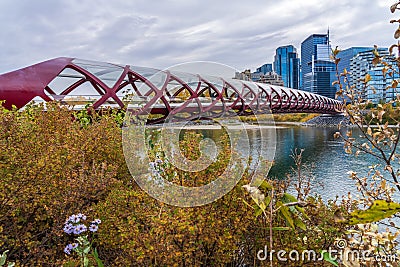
[0,0,398,74]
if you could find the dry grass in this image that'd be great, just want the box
[239,113,319,123]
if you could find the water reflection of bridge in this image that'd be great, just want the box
[0,57,343,123]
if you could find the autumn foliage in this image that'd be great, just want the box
[0,102,349,266]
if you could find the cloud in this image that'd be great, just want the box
[0,0,397,74]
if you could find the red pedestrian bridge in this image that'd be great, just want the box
[0,57,342,123]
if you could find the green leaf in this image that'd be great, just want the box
[277,201,295,229]
[321,251,339,266]
[7,263,15,267]
[259,181,274,191]
[349,200,400,225]
[255,206,263,217]
[264,195,271,207]
[0,250,8,265]
[293,217,307,231]
[295,206,309,220]
[83,245,91,254]
[258,201,267,212]
[281,193,297,203]
[281,193,309,220]
[281,194,298,214]
[93,248,104,267]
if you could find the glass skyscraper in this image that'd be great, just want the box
[301,33,336,98]
[336,47,380,86]
[256,63,273,74]
[349,49,399,103]
[334,47,399,103]
[273,45,300,89]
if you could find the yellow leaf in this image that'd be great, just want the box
[378,110,385,122]
[349,200,400,225]
[364,74,371,83]
[372,57,380,66]
[392,80,398,88]
[367,127,372,136]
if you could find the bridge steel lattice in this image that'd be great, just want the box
[0,57,343,123]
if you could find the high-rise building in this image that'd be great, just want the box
[256,63,273,75]
[336,47,384,86]
[349,49,399,103]
[301,33,336,98]
[273,45,300,89]
[250,63,273,82]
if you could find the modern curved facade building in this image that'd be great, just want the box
[0,57,342,123]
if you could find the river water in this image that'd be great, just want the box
[268,125,361,200]
[186,123,399,201]
[262,124,400,201]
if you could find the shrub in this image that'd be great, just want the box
[0,103,123,265]
[0,102,348,266]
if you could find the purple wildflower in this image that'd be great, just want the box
[89,224,98,232]
[77,213,87,221]
[73,224,87,235]
[93,218,101,224]
[63,223,75,235]
[64,246,71,255]
[64,243,78,255]
[68,214,80,223]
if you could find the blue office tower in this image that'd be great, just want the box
[256,63,273,74]
[274,45,300,89]
[336,47,387,87]
[301,33,336,98]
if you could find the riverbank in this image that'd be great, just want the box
[241,113,349,127]
[301,114,350,127]
[273,113,319,123]
[240,113,319,123]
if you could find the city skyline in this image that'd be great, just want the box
[0,0,397,75]
[301,33,336,98]
[236,37,400,103]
